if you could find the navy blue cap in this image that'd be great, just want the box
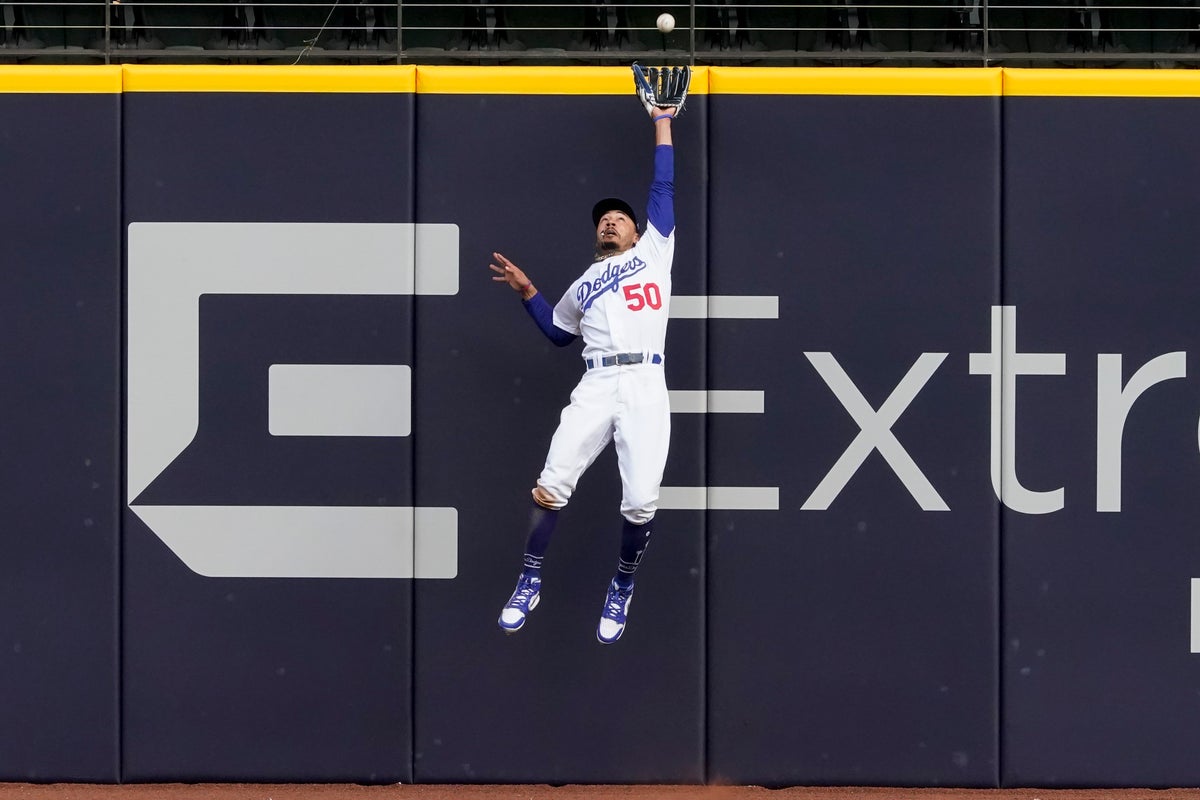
[592,197,638,229]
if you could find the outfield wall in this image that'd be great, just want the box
[2,65,1199,787]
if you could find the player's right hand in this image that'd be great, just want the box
[490,252,533,295]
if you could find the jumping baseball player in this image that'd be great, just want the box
[489,65,690,644]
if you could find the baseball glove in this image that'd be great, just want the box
[632,63,691,118]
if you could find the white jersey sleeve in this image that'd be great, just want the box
[552,284,583,335]
[636,222,674,273]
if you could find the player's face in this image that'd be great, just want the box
[595,211,639,254]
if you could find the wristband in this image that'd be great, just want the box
[653,114,673,123]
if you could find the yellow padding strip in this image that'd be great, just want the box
[122,64,417,93]
[0,65,122,93]
[417,65,710,95]
[8,65,1200,98]
[1004,68,1200,97]
[709,67,1003,96]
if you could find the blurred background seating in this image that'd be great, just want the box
[2,0,1199,66]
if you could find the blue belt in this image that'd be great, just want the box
[584,352,663,370]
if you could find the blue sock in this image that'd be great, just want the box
[614,518,652,588]
[521,503,559,579]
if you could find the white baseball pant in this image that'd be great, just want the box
[534,363,671,524]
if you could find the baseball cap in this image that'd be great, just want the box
[592,197,638,230]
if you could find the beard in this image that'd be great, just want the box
[593,238,620,261]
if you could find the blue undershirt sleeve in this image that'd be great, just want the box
[522,292,578,347]
[645,144,675,237]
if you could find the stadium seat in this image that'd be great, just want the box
[810,0,885,64]
[930,2,1009,65]
[577,0,637,52]
[446,0,526,55]
[399,0,457,57]
[204,0,283,56]
[1063,1,1124,54]
[314,0,397,59]
[141,0,221,52]
[0,2,50,62]
[698,0,766,55]
[1151,1,1198,60]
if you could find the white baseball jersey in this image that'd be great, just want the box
[550,224,674,361]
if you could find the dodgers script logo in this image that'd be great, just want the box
[577,255,648,311]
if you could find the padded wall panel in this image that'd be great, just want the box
[1002,93,1200,787]
[0,82,121,782]
[412,89,707,784]
[705,90,1001,787]
[11,64,1200,788]
[121,82,417,782]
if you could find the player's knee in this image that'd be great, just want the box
[532,486,566,510]
[622,506,656,526]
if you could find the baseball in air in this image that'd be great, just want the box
[656,12,675,33]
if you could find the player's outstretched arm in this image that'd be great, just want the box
[645,112,675,239]
[632,65,683,239]
[652,108,673,147]
[490,251,577,347]
[490,252,537,301]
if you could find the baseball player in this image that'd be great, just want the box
[489,66,687,644]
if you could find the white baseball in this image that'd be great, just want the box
[656,12,675,33]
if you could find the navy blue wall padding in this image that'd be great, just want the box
[1002,96,1200,788]
[705,95,1001,788]
[0,93,122,782]
[7,76,1200,788]
[121,92,417,783]
[411,93,707,784]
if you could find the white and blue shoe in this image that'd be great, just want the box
[596,580,634,644]
[498,574,541,633]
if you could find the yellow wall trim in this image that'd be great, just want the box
[3,65,1200,97]
[1003,68,1200,97]
[122,65,417,93]
[708,67,1003,96]
[0,65,122,93]
[415,65,709,95]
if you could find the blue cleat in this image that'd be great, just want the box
[498,574,541,633]
[596,580,634,644]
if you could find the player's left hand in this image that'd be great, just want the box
[490,252,534,295]
[632,63,690,118]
